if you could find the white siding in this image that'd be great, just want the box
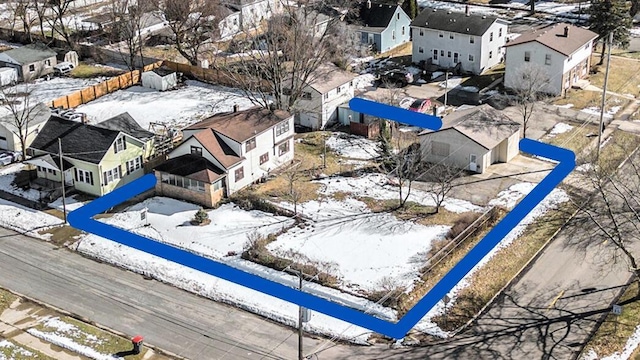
[504,42,566,95]
[479,21,508,73]
[286,81,355,130]
[169,137,227,170]
[419,129,489,173]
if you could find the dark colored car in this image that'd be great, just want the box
[378,70,414,87]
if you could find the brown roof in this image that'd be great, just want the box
[193,130,243,169]
[419,105,520,149]
[504,23,598,57]
[185,107,292,143]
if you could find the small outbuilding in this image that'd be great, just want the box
[418,104,521,174]
[141,67,178,91]
[0,67,17,86]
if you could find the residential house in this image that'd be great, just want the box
[94,112,156,161]
[291,7,335,38]
[503,23,598,96]
[411,7,509,74]
[27,115,149,197]
[0,43,57,82]
[154,106,294,207]
[418,104,520,174]
[354,1,411,53]
[222,0,283,32]
[0,103,51,153]
[282,63,357,130]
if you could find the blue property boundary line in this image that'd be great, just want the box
[68,98,575,339]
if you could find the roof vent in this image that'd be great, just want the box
[379,3,382,7]
[447,11,451,14]
[482,15,486,19]
[432,8,436,12]
[466,28,470,32]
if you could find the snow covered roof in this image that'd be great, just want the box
[419,104,520,149]
[0,43,56,65]
[300,64,357,94]
[504,22,598,57]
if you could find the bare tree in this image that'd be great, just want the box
[152,0,223,65]
[573,148,640,297]
[280,160,305,215]
[0,84,51,161]
[221,3,354,112]
[32,0,51,41]
[510,63,551,139]
[391,142,421,209]
[47,0,77,48]
[10,0,35,42]
[421,162,462,213]
[110,0,151,70]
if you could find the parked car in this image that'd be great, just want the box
[378,69,413,88]
[53,62,75,76]
[0,151,20,166]
[409,98,432,113]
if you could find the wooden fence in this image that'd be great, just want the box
[162,60,272,92]
[48,61,162,109]
[350,121,380,139]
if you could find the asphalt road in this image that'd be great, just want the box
[0,230,332,360]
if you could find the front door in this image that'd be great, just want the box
[368,33,374,44]
[469,154,478,172]
[453,52,459,64]
[64,169,74,186]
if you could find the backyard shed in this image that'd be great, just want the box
[0,67,17,86]
[141,67,178,91]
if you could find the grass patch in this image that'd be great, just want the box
[590,54,640,97]
[611,46,640,61]
[598,131,640,170]
[357,197,463,227]
[583,282,640,358]
[0,288,17,315]
[431,203,575,330]
[70,63,125,79]
[142,46,188,63]
[545,123,599,157]
[0,339,54,360]
[38,213,111,247]
[554,89,629,113]
[35,316,148,359]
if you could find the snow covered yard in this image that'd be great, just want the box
[0,340,35,360]
[75,80,255,129]
[325,133,380,160]
[0,164,41,202]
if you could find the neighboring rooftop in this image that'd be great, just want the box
[29,115,123,164]
[419,105,520,149]
[155,154,225,183]
[359,2,400,28]
[185,106,292,143]
[411,7,505,36]
[504,22,598,56]
[0,43,57,65]
[193,129,243,168]
[284,63,357,94]
[96,112,155,140]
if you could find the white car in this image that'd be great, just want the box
[0,151,18,166]
[53,62,75,76]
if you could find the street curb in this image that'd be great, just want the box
[0,286,189,360]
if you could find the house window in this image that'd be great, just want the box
[114,137,126,153]
[45,59,51,67]
[301,92,312,100]
[449,33,454,40]
[490,32,493,41]
[439,32,444,38]
[432,141,450,157]
[278,141,290,156]
[126,156,142,174]
[468,54,474,62]
[75,169,93,185]
[489,51,493,59]
[275,121,290,136]
[419,46,424,53]
[102,166,121,184]
[392,30,395,40]
[260,152,269,165]
[283,88,292,95]
[402,26,405,36]
[470,36,475,44]
[337,86,341,94]
[29,64,35,72]
[545,54,551,65]
[499,28,503,37]
[161,174,205,192]
[46,168,57,176]
[324,93,328,100]
[433,49,438,59]
[420,29,424,36]
[235,167,244,182]
[246,138,256,152]
[440,50,444,57]
[212,180,223,191]
[524,51,531,62]
[447,51,451,58]
[37,166,43,172]
[191,146,202,156]
[397,13,400,20]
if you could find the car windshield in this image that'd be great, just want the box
[410,100,423,108]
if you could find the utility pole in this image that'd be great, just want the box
[288,269,310,360]
[444,71,449,109]
[597,31,613,161]
[58,138,67,223]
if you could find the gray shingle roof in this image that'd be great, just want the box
[359,2,399,28]
[411,7,503,36]
[96,112,155,140]
[419,105,520,149]
[0,43,56,65]
[29,115,121,164]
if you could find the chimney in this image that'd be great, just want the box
[366,0,371,9]
[563,26,569,37]
[233,104,239,112]
[465,5,470,16]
